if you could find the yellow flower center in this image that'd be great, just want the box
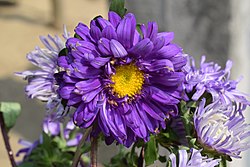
[111,64,144,98]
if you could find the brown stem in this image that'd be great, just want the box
[71,127,92,167]
[0,112,17,167]
[138,145,145,167]
[91,137,98,167]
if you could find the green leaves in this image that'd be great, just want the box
[18,132,91,167]
[109,0,127,17]
[144,136,158,166]
[0,102,21,131]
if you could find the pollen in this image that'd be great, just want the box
[111,64,144,98]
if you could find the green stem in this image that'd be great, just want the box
[71,127,92,167]
[91,137,98,167]
[219,157,227,167]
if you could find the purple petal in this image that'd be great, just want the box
[146,22,158,41]
[108,11,121,28]
[90,56,110,68]
[102,26,118,40]
[110,39,128,58]
[90,25,102,41]
[129,38,154,58]
[75,79,101,93]
[59,85,74,99]
[74,23,92,41]
[146,59,174,72]
[157,32,174,45]
[155,44,181,59]
[96,17,113,29]
[117,13,136,49]
[98,38,111,56]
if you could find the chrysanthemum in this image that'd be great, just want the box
[169,148,220,167]
[16,27,69,116]
[184,55,250,109]
[56,11,187,147]
[194,99,250,158]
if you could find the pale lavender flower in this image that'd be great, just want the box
[184,55,250,109]
[16,26,69,116]
[169,148,220,167]
[43,114,60,136]
[194,99,250,158]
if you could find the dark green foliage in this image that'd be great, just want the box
[109,0,127,17]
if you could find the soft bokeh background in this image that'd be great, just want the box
[1,0,250,166]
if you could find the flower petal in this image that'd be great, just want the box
[117,13,136,49]
[129,38,154,58]
[110,39,128,58]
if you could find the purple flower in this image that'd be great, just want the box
[43,114,83,147]
[56,12,187,147]
[194,99,250,158]
[16,27,69,116]
[184,56,250,109]
[16,139,41,160]
[43,114,60,136]
[169,148,220,167]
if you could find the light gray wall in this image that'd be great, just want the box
[126,0,231,65]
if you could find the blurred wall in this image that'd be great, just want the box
[126,0,231,64]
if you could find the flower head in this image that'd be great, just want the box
[56,11,187,147]
[169,148,220,167]
[194,99,250,158]
[16,27,69,116]
[184,56,250,109]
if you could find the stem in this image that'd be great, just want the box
[0,112,17,167]
[138,145,145,167]
[91,137,98,167]
[71,127,92,167]
[219,157,227,167]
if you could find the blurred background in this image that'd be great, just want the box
[0,0,249,166]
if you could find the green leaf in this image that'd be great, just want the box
[144,136,158,166]
[58,48,68,57]
[0,102,21,130]
[109,0,127,17]
[158,155,167,163]
[17,161,33,167]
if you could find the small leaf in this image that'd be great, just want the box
[58,48,68,57]
[109,0,127,17]
[0,102,21,130]
[144,136,158,166]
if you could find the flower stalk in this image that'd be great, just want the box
[0,112,17,167]
[91,137,98,167]
[72,126,92,167]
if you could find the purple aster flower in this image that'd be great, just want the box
[16,26,69,117]
[194,99,250,158]
[169,148,220,167]
[184,55,250,109]
[56,11,187,147]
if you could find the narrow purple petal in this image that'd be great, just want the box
[117,13,136,49]
[102,26,118,40]
[157,32,174,45]
[129,38,154,58]
[98,38,111,56]
[108,11,121,28]
[110,39,128,58]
